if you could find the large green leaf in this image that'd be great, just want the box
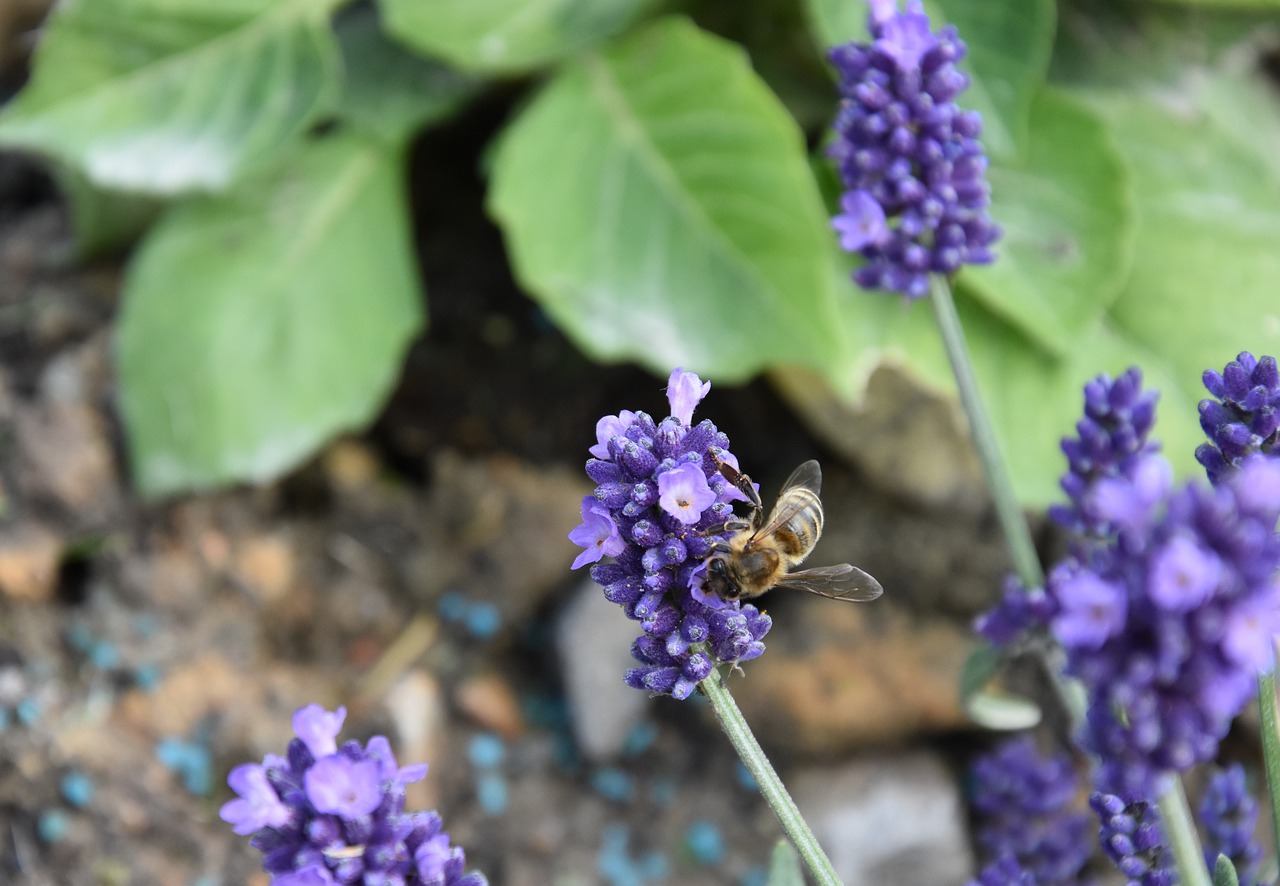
[960,88,1132,357]
[0,0,341,195]
[332,6,482,144]
[488,16,847,383]
[379,0,654,74]
[803,0,1055,159]
[117,131,422,495]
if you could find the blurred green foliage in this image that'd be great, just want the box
[3,0,1280,501]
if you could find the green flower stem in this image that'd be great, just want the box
[1158,777,1212,886]
[1256,668,1280,858]
[927,275,1042,589]
[701,666,841,886]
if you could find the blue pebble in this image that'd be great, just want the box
[89,641,119,670]
[437,591,468,622]
[16,696,40,725]
[685,820,725,865]
[735,762,758,792]
[60,771,94,807]
[156,739,212,796]
[638,851,669,879]
[467,733,506,769]
[476,772,508,816]
[621,721,658,756]
[0,708,10,732]
[591,767,635,803]
[37,809,68,843]
[740,866,768,886]
[464,602,501,639]
[133,664,162,691]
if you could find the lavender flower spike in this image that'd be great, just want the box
[828,0,1001,299]
[575,368,772,699]
[1200,764,1264,886]
[1196,351,1280,484]
[220,705,486,886]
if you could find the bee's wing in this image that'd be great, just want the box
[752,460,823,540]
[776,563,884,602]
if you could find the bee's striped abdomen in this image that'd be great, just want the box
[773,488,823,559]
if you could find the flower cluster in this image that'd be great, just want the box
[1091,793,1175,886]
[1199,764,1264,886]
[220,704,486,886]
[1049,368,1161,539]
[967,854,1038,886]
[969,736,1093,886]
[569,369,771,699]
[1051,454,1280,798]
[979,368,1280,799]
[827,0,1000,299]
[1196,351,1280,485]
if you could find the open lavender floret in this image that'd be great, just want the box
[220,704,486,886]
[570,369,772,699]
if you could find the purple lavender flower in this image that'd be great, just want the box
[967,855,1038,886]
[1091,792,1176,886]
[1197,352,1280,484]
[827,0,1000,299]
[969,736,1093,886]
[1200,764,1263,886]
[220,705,486,886]
[571,368,772,699]
[1053,457,1280,798]
[1050,368,1161,538]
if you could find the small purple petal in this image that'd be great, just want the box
[832,190,890,252]
[874,5,935,71]
[219,763,291,835]
[293,705,346,759]
[657,463,716,526]
[667,368,711,426]
[569,496,627,569]
[304,755,383,820]
[1051,570,1127,649]
[1148,535,1221,612]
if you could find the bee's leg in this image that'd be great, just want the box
[712,456,764,530]
[699,520,751,538]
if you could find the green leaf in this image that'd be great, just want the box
[802,0,1055,158]
[765,840,805,886]
[489,16,846,383]
[1212,855,1240,886]
[960,88,1133,357]
[0,0,341,195]
[380,0,655,75]
[117,131,422,495]
[333,6,482,144]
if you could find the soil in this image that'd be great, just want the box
[0,94,997,886]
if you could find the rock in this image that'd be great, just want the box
[556,580,650,761]
[789,751,974,886]
[385,669,446,812]
[455,672,525,739]
[770,364,987,514]
[731,600,973,756]
[0,523,62,601]
[230,534,297,603]
[322,438,382,493]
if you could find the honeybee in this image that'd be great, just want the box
[700,459,883,603]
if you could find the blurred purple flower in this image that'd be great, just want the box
[827,0,1000,299]
[220,705,486,886]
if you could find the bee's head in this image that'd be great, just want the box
[703,556,740,599]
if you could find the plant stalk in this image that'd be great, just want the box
[1158,776,1212,886]
[701,667,842,886]
[1257,665,1280,859]
[928,275,1043,589]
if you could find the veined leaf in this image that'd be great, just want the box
[489,17,846,384]
[117,130,422,495]
[0,0,341,194]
